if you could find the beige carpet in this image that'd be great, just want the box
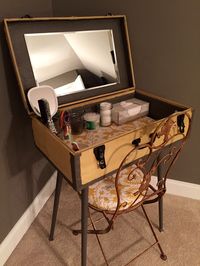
[5,181,200,266]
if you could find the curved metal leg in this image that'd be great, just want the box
[141,205,167,260]
[81,187,88,266]
[158,197,164,232]
[88,210,109,266]
[157,156,164,232]
[49,171,63,241]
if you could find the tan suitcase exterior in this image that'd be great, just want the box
[4,16,192,191]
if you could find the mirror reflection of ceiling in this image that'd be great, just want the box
[24,30,119,97]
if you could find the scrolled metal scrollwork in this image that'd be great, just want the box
[88,111,192,233]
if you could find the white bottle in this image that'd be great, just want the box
[100,102,112,127]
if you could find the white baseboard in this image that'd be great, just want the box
[151,176,200,200]
[0,171,57,266]
[0,173,199,265]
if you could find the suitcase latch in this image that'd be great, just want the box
[94,145,106,169]
[177,114,185,133]
[132,138,141,147]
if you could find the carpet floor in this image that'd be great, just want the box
[5,181,200,266]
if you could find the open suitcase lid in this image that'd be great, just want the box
[4,15,135,115]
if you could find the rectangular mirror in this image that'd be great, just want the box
[4,16,135,113]
[24,30,120,97]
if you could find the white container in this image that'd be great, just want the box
[111,98,149,125]
[84,112,100,130]
[100,102,112,126]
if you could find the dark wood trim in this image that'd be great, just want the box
[70,154,82,191]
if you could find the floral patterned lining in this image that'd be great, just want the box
[65,116,154,151]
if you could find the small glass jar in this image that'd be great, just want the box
[100,102,112,127]
[70,111,84,135]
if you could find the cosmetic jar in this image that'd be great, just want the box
[84,112,100,130]
[70,111,84,135]
[100,102,112,126]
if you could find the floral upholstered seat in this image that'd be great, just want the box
[88,164,146,211]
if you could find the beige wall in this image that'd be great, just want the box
[25,33,83,83]
[66,30,117,80]
[53,0,200,184]
[0,0,53,243]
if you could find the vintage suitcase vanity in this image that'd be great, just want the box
[4,15,192,265]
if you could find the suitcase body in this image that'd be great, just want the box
[4,16,192,191]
